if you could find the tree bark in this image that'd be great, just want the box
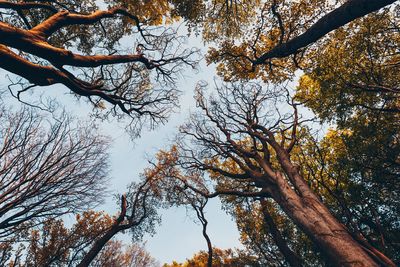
[260,199,303,267]
[77,195,130,267]
[254,0,397,64]
[194,203,213,267]
[267,171,379,267]
[203,221,213,267]
[266,141,397,267]
[76,223,128,267]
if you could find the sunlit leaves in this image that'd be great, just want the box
[296,8,400,123]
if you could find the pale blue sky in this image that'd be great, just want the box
[0,28,243,264]
[98,55,244,263]
[0,39,320,264]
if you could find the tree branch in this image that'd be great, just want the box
[253,0,397,65]
[30,7,142,38]
[0,0,57,12]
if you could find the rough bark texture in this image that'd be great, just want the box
[270,179,376,266]
[183,83,397,266]
[265,141,387,267]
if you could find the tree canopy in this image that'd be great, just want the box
[0,0,399,266]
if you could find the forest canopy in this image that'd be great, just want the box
[0,0,399,266]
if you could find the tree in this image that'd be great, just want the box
[0,133,171,266]
[25,211,114,266]
[76,181,161,267]
[294,128,400,264]
[0,210,158,266]
[296,6,400,119]
[0,107,108,238]
[161,82,396,266]
[250,0,398,65]
[205,0,397,81]
[2,1,399,265]
[163,247,260,267]
[92,241,158,267]
[0,0,198,135]
[292,7,400,263]
[0,1,199,263]
[231,198,309,267]
[139,148,215,267]
[149,140,317,267]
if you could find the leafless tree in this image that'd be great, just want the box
[0,107,109,237]
[0,0,198,135]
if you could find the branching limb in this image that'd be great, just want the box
[253,0,397,65]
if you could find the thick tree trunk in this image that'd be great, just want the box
[268,172,379,267]
[260,199,303,267]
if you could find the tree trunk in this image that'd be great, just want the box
[260,199,303,267]
[268,172,379,267]
[76,224,126,267]
[77,195,129,267]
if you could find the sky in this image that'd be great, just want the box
[0,28,320,264]
[98,56,244,264]
[0,27,243,264]
[0,26,323,263]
